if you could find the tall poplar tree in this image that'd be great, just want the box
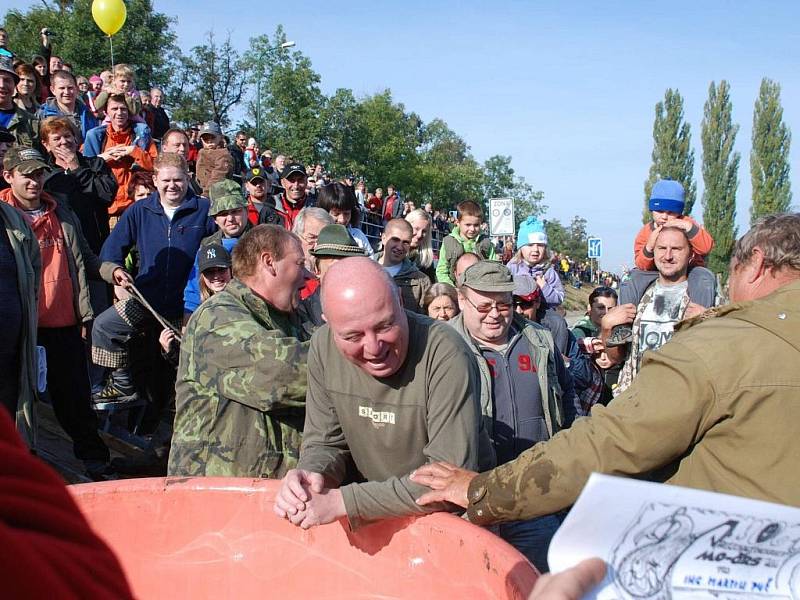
[701,80,739,276]
[750,78,792,224]
[643,89,696,222]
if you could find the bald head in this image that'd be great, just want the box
[454,252,480,285]
[321,257,409,378]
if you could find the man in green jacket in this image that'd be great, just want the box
[273,257,486,530]
[169,224,313,478]
[411,213,800,522]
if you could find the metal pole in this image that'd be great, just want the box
[256,75,261,144]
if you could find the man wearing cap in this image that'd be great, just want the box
[195,121,234,194]
[445,260,576,571]
[244,167,271,225]
[183,179,252,318]
[412,213,800,539]
[83,93,157,219]
[374,218,431,313]
[169,224,313,478]
[274,256,491,530]
[1,146,111,478]
[297,223,365,328]
[0,55,38,147]
[258,161,313,230]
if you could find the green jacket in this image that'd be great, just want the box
[435,229,497,286]
[449,313,565,446]
[169,278,310,478]
[0,201,41,449]
[5,106,38,148]
[466,280,800,525]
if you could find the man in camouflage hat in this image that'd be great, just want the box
[445,260,576,572]
[183,179,252,317]
[169,224,313,478]
[0,55,38,147]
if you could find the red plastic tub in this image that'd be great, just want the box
[70,477,538,599]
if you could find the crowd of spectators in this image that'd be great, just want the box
[1,25,799,597]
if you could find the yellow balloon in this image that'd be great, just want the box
[92,0,127,37]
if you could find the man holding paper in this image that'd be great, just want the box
[412,213,800,526]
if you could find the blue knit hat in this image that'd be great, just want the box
[517,217,548,246]
[649,179,685,214]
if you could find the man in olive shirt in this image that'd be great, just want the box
[274,257,488,529]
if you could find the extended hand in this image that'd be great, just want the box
[111,267,134,287]
[684,302,707,319]
[410,462,477,508]
[273,469,325,519]
[601,303,636,329]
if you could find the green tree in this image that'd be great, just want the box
[545,216,589,258]
[413,118,485,208]
[483,155,546,226]
[243,28,324,163]
[643,89,697,222]
[3,0,177,89]
[701,80,740,276]
[750,78,792,224]
[168,31,247,127]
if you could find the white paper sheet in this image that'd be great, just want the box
[548,474,800,599]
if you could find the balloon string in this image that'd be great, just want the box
[109,35,115,70]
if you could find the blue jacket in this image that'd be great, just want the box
[100,191,216,318]
[36,98,98,142]
[83,121,152,157]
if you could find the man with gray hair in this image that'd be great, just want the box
[412,213,800,527]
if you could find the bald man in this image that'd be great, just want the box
[273,257,491,530]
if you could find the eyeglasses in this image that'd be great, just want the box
[462,294,513,315]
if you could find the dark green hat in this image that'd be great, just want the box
[457,260,516,292]
[208,179,246,216]
[310,224,365,258]
[3,147,48,175]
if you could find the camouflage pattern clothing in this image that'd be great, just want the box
[168,278,310,478]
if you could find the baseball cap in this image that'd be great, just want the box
[512,275,541,303]
[245,167,267,184]
[0,55,19,83]
[199,122,222,138]
[208,179,246,216]
[310,224,365,258]
[198,242,231,273]
[457,260,516,292]
[280,162,306,179]
[3,147,48,175]
[0,126,14,144]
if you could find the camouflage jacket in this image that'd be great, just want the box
[168,278,310,478]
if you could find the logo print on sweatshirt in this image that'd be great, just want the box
[358,406,395,427]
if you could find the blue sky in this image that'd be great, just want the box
[16,0,799,270]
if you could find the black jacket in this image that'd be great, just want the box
[44,154,117,254]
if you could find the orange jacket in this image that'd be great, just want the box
[101,126,158,216]
[633,217,714,270]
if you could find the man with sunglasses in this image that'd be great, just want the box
[448,260,576,572]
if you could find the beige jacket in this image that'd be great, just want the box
[467,280,800,524]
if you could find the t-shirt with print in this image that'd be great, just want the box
[635,280,688,369]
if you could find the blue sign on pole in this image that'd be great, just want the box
[588,237,602,259]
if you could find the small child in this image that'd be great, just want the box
[507,217,564,307]
[95,64,145,125]
[609,179,716,345]
[436,200,496,286]
[195,121,234,194]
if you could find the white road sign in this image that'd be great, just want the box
[489,198,515,236]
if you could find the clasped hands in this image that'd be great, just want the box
[273,469,346,529]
